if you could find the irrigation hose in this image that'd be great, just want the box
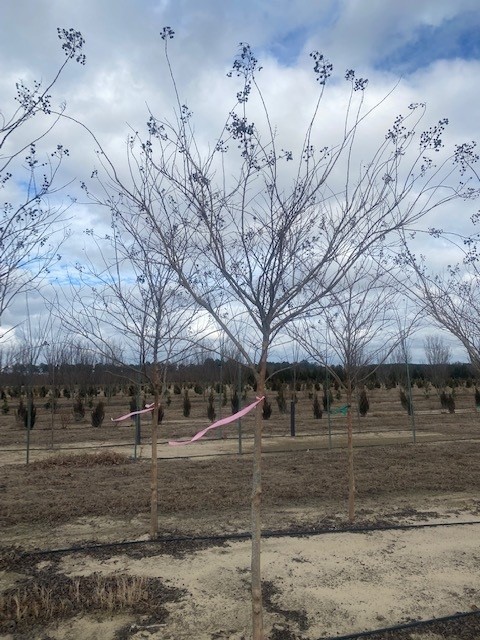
[4,434,479,461]
[13,522,480,639]
[319,609,480,639]
[28,518,480,557]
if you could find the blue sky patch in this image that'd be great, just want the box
[378,12,480,74]
[268,25,312,65]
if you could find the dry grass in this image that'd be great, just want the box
[29,450,131,469]
[0,571,183,631]
[1,440,480,529]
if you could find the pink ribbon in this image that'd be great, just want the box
[111,403,155,422]
[169,396,265,446]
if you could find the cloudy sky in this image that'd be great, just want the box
[1,0,480,362]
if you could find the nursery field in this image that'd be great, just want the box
[1,383,479,459]
[1,385,480,639]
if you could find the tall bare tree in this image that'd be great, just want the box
[53,205,197,538]
[8,297,54,462]
[294,257,407,522]
[402,244,480,376]
[0,28,86,334]
[424,334,452,394]
[77,30,478,639]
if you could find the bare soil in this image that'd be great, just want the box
[1,385,480,639]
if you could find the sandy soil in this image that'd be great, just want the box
[1,498,480,639]
[52,516,479,639]
[1,490,480,639]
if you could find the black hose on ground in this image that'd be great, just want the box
[27,519,480,557]
[319,609,480,639]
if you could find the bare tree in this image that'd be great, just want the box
[76,31,478,639]
[402,248,480,376]
[424,335,451,394]
[0,28,86,334]
[9,297,53,462]
[53,206,197,538]
[294,258,407,522]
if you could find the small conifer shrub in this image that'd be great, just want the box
[91,401,105,428]
[231,390,240,414]
[73,396,86,422]
[207,390,216,422]
[183,390,191,417]
[358,389,370,417]
[262,397,272,420]
[313,394,322,419]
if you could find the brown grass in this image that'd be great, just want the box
[29,450,131,469]
[1,441,480,529]
[0,571,183,631]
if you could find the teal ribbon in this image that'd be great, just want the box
[328,404,349,416]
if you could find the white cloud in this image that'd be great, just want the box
[1,0,479,363]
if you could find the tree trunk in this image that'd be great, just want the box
[251,357,267,640]
[150,383,159,540]
[347,380,355,523]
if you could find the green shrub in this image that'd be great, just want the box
[440,391,450,411]
[276,386,287,414]
[44,398,58,412]
[23,399,36,429]
[399,389,413,415]
[157,404,165,424]
[16,399,27,424]
[231,390,240,414]
[207,390,216,422]
[358,389,369,417]
[73,397,85,422]
[91,401,105,428]
[183,390,191,417]
[129,396,139,413]
[445,394,455,414]
[262,397,272,420]
[323,388,333,411]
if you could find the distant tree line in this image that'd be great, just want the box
[0,357,476,391]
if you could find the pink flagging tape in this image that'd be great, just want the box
[111,403,155,422]
[169,396,265,446]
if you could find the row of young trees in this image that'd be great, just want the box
[1,28,479,639]
[3,395,106,428]
[5,380,474,430]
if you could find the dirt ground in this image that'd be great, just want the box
[1,386,480,639]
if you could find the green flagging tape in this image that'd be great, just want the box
[328,404,349,416]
